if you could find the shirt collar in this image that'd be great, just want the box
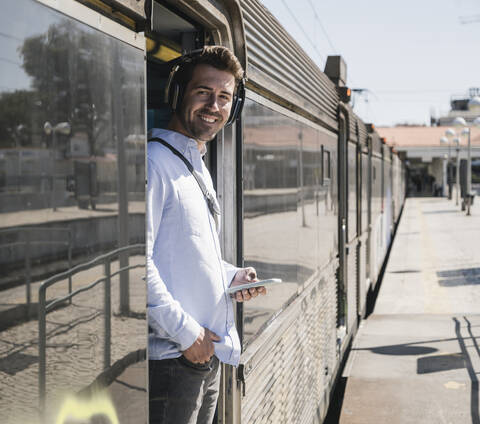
[149,128,207,158]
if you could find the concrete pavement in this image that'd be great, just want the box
[339,197,480,424]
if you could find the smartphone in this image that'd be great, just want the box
[226,278,282,295]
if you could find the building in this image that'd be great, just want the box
[437,87,480,126]
[377,88,480,197]
[377,126,480,196]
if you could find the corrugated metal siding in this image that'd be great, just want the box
[371,133,382,156]
[241,0,338,123]
[393,155,403,223]
[347,245,357,331]
[358,235,367,317]
[358,121,368,148]
[241,261,338,424]
[349,114,358,142]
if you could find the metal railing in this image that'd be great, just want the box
[0,226,73,312]
[38,243,145,415]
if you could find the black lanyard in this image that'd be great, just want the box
[149,137,221,225]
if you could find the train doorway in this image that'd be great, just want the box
[145,4,239,423]
[337,115,348,331]
[145,2,223,182]
[366,137,373,288]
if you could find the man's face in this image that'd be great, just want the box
[171,64,235,143]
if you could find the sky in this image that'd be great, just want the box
[259,0,480,127]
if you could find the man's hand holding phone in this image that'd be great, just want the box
[229,267,267,302]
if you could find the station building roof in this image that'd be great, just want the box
[377,126,480,148]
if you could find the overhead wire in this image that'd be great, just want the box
[301,0,359,88]
[280,0,326,65]
[375,89,464,94]
[306,0,337,54]
[270,1,450,123]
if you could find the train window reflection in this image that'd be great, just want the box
[241,99,337,347]
[324,149,331,180]
[0,1,146,422]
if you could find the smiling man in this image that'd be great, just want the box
[147,46,266,424]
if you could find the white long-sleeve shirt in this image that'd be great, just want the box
[147,128,241,366]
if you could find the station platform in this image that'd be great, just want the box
[339,197,480,424]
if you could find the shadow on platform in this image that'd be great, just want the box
[422,210,458,214]
[437,267,480,287]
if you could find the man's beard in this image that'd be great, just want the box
[180,108,224,142]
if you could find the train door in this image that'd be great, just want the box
[337,114,348,335]
[390,149,395,232]
[356,140,363,318]
[0,1,147,422]
[380,144,385,259]
[346,137,357,332]
[366,136,372,288]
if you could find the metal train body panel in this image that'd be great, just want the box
[1,0,406,423]
[236,1,405,420]
[370,151,383,284]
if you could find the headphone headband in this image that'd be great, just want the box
[164,49,245,126]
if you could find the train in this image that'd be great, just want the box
[147,1,405,422]
[0,0,405,423]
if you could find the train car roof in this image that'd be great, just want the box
[240,0,340,131]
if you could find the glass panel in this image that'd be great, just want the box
[242,99,337,346]
[362,151,369,232]
[298,125,320,285]
[0,1,146,423]
[348,143,357,240]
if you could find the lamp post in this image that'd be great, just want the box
[44,121,71,211]
[453,117,471,214]
[445,128,456,199]
[453,136,460,206]
[440,136,449,197]
[453,100,480,215]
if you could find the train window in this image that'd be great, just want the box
[348,143,357,241]
[0,1,146,422]
[373,166,377,180]
[240,98,336,348]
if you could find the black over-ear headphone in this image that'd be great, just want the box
[164,48,245,126]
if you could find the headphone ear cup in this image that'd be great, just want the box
[170,83,180,111]
[165,64,181,110]
[226,94,238,126]
[226,80,245,125]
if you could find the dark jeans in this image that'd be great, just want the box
[149,356,220,424]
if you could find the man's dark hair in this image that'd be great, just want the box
[175,46,244,88]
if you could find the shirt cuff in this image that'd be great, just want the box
[223,262,241,287]
[176,315,202,351]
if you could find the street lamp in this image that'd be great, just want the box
[453,107,480,215]
[444,128,456,199]
[440,136,450,197]
[453,136,460,205]
[44,121,71,211]
[453,117,470,214]
[469,96,480,113]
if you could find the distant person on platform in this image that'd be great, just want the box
[147,46,266,424]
